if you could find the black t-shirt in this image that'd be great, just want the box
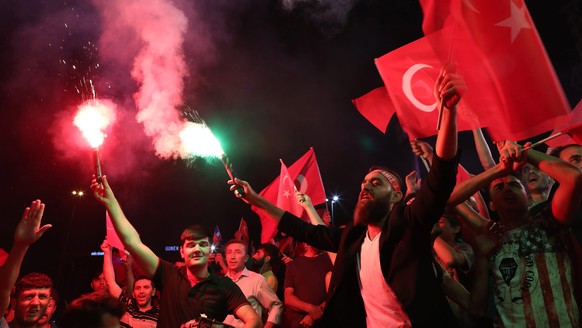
[152,259,249,328]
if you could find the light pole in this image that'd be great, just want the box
[330,195,339,224]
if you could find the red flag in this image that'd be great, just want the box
[456,164,473,184]
[235,218,249,247]
[546,99,582,148]
[375,36,479,139]
[106,212,126,259]
[419,0,570,141]
[257,148,326,243]
[0,248,8,266]
[213,225,222,245]
[277,159,304,217]
[352,87,395,133]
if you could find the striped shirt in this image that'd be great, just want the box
[490,206,579,327]
[119,294,159,328]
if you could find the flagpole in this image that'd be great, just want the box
[437,22,457,130]
[523,131,564,151]
[421,156,431,171]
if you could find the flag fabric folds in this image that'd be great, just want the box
[546,99,582,148]
[352,87,395,133]
[256,148,326,243]
[375,35,479,140]
[235,218,250,247]
[418,0,570,141]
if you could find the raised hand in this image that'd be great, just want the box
[14,200,52,246]
[405,171,421,195]
[410,139,433,159]
[498,140,527,171]
[295,191,313,209]
[91,175,117,207]
[228,178,259,205]
[434,64,466,110]
[100,239,111,253]
[473,220,503,257]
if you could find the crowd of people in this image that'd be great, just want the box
[1,68,581,327]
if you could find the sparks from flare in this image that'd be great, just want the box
[179,110,243,193]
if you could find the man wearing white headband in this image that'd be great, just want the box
[230,67,463,327]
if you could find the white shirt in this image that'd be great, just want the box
[359,231,411,328]
[223,268,283,328]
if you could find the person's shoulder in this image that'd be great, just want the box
[245,269,265,280]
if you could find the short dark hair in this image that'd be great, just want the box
[180,225,212,246]
[368,166,403,193]
[488,172,523,193]
[61,291,125,328]
[133,276,155,289]
[256,243,281,261]
[225,239,249,255]
[549,144,582,158]
[15,272,53,297]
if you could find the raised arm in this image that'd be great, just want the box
[0,200,51,315]
[434,66,462,160]
[229,178,342,252]
[448,163,509,207]
[100,240,123,298]
[229,178,285,224]
[526,147,582,224]
[472,128,496,170]
[91,176,159,277]
[295,192,325,226]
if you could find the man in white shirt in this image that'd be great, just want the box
[223,240,282,328]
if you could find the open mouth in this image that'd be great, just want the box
[360,191,372,200]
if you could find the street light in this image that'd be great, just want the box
[330,195,340,223]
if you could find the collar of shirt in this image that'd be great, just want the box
[225,267,251,282]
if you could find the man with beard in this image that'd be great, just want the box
[9,273,54,328]
[91,177,261,328]
[101,240,159,328]
[223,240,282,328]
[229,68,462,327]
[251,244,284,295]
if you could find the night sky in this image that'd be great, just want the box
[0,0,580,302]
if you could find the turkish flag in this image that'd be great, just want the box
[235,218,250,247]
[255,148,326,243]
[375,35,479,140]
[546,99,582,148]
[277,160,304,217]
[352,87,395,133]
[419,0,570,141]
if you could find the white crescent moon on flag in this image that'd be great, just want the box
[402,63,437,113]
[295,174,308,193]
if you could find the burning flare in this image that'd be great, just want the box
[179,121,225,158]
[73,100,116,148]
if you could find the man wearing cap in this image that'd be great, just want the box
[229,68,463,327]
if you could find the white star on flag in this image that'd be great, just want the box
[495,0,532,43]
[283,190,291,198]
